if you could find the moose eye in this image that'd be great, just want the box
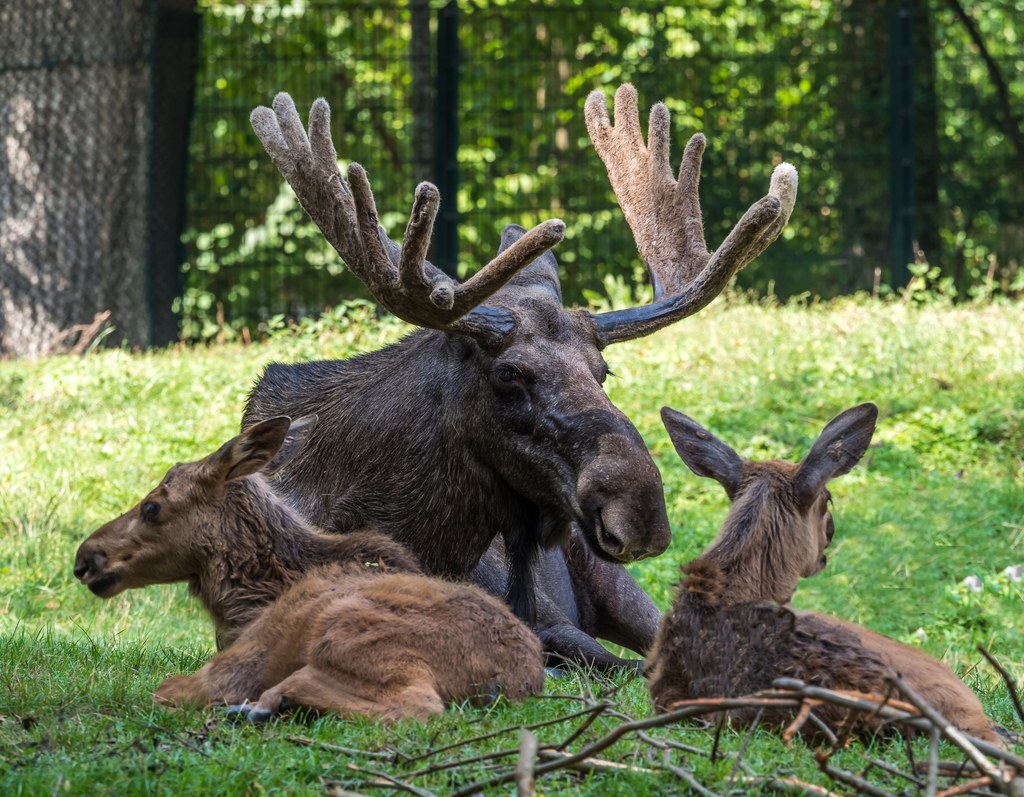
[141,501,160,523]
[494,363,523,384]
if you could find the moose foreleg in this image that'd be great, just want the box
[153,674,212,707]
[563,531,662,657]
[536,619,643,673]
[154,648,266,708]
[473,534,655,672]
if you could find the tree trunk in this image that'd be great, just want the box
[0,0,156,357]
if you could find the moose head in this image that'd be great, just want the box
[243,84,799,620]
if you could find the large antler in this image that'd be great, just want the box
[584,84,798,345]
[250,93,566,345]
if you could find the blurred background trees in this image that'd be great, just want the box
[3,1,1021,349]
[182,0,1023,340]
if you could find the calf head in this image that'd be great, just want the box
[661,403,877,601]
[74,417,313,598]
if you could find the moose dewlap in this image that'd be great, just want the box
[74,416,544,722]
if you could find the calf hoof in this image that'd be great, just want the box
[225,704,254,722]
[544,666,568,680]
[225,703,275,724]
[245,706,275,724]
[995,725,1021,746]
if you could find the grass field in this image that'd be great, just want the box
[1,295,1022,794]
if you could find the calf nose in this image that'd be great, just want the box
[73,547,106,580]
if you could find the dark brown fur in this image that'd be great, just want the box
[472,528,663,672]
[647,404,999,744]
[242,264,671,626]
[242,84,799,632]
[74,417,544,721]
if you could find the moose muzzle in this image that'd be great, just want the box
[574,436,671,563]
[74,528,124,598]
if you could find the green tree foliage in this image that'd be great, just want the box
[183,1,415,339]
[183,0,1023,339]
[932,0,1024,295]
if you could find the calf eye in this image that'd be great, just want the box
[141,501,160,523]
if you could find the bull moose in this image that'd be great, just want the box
[242,84,799,649]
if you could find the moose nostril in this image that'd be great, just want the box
[73,560,88,579]
[595,519,627,558]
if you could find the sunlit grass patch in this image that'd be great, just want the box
[1,296,1022,794]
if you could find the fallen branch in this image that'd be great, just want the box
[537,749,657,776]
[663,756,719,797]
[448,695,802,796]
[348,764,436,797]
[47,310,112,355]
[286,735,399,762]
[515,729,538,797]
[403,700,611,763]
[977,646,1024,731]
[343,677,1024,797]
[884,673,1021,793]
[934,776,994,797]
[739,776,842,797]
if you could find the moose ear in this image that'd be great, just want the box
[209,416,293,484]
[793,402,878,508]
[497,224,562,301]
[661,407,745,499]
[263,414,318,477]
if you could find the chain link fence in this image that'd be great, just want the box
[0,0,158,356]
[138,2,1024,337]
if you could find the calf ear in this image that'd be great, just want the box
[661,407,745,499]
[264,414,318,476]
[793,402,877,508]
[208,416,293,483]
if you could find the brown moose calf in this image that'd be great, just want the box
[74,417,544,722]
[647,403,1000,744]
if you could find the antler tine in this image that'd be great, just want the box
[251,94,567,342]
[584,83,798,345]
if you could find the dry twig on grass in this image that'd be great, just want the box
[47,310,112,355]
[333,676,1021,797]
[978,645,1024,731]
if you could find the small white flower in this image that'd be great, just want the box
[1003,565,1024,583]
[961,575,983,593]
[915,627,928,643]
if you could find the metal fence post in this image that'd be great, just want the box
[434,0,460,277]
[148,0,200,345]
[888,0,915,287]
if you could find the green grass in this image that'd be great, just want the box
[1,295,1022,794]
